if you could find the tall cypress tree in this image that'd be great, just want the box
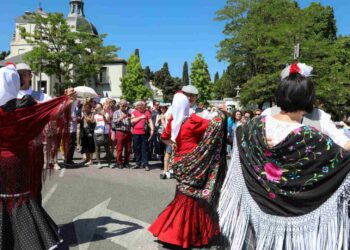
[154,63,181,102]
[182,61,189,85]
[214,72,220,83]
[134,48,140,58]
[0,51,9,60]
[144,66,154,81]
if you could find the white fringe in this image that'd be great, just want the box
[218,135,350,250]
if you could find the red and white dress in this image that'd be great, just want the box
[148,113,220,248]
[0,96,71,249]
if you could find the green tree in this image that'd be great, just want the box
[190,53,212,103]
[0,51,10,60]
[144,66,154,81]
[71,31,118,86]
[182,61,189,85]
[134,48,140,58]
[20,12,118,93]
[154,63,181,102]
[216,0,301,107]
[121,54,152,103]
[214,72,220,84]
[216,0,350,115]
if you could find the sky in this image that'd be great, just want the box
[0,0,349,79]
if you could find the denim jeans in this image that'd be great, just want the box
[133,134,148,166]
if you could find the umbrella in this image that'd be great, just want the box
[74,86,98,98]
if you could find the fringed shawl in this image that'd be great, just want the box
[171,111,227,208]
[0,95,71,211]
[219,116,350,250]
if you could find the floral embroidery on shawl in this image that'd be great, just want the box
[170,111,227,207]
[237,116,350,216]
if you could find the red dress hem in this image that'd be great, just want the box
[148,192,220,249]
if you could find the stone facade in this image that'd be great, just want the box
[0,1,126,98]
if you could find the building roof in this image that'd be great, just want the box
[0,53,26,67]
[104,57,127,65]
[15,8,47,24]
[67,0,98,36]
[0,54,127,68]
[67,16,98,36]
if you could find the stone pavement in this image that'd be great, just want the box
[42,151,223,250]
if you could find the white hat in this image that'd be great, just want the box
[182,85,199,95]
[0,65,20,106]
[16,63,32,71]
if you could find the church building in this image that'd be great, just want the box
[0,0,126,99]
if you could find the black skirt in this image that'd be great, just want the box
[0,197,62,250]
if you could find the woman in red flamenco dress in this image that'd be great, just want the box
[148,92,227,248]
[0,64,75,249]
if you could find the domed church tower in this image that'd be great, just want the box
[66,0,98,35]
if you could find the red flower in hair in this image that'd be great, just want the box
[5,62,16,68]
[289,64,300,74]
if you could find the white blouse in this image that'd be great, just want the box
[265,116,303,146]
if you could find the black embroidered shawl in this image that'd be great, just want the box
[237,116,350,216]
[171,111,227,208]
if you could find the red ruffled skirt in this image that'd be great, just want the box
[148,191,220,248]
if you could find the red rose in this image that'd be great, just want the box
[264,162,283,182]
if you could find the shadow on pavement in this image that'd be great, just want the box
[57,216,143,249]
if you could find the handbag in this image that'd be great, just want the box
[144,120,151,135]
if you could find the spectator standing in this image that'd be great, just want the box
[64,104,78,166]
[112,99,132,169]
[75,100,82,152]
[254,108,262,117]
[227,110,243,145]
[80,103,95,165]
[103,99,115,158]
[150,100,161,159]
[93,103,112,168]
[156,105,169,179]
[244,110,253,122]
[131,101,154,171]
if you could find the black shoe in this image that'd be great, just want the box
[131,163,141,169]
[123,163,131,169]
[160,173,167,179]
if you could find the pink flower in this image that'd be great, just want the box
[269,192,276,199]
[293,127,302,135]
[264,162,283,182]
[202,189,210,197]
[264,149,272,157]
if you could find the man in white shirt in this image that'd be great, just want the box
[181,85,214,119]
[16,63,51,102]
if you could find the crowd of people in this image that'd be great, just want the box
[60,84,254,178]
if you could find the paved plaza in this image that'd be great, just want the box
[42,152,222,250]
